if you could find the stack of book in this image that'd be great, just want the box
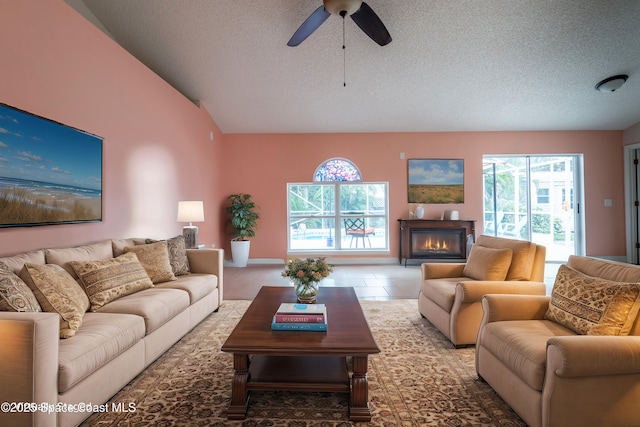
[271,303,327,331]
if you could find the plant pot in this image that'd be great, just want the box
[230,240,251,267]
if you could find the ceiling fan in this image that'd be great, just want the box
[287,0,392,47]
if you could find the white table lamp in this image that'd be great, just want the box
[177,201,204,249]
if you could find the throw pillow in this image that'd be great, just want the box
[545,264,640,336]
[462,246,513,281]
[146,235,191,276]
[0,262,42,312]
[19,263,89,338]
[71,252,154,312]
[123,241,177,283]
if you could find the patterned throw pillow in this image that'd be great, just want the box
[146,235,190,276]
[19,263,90,338]
[545,264,640,336]
[123,241,177,283]
[0,262,42,312]
[71,252,154,312]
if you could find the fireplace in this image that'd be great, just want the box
[410,229,464,259]
[398,219,476,265]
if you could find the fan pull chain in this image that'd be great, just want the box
[342,12,346,87]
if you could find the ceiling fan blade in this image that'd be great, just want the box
[287,6,331,47]
[350,2,392,46]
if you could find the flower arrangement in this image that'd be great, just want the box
[282,257,334,303]
[282,257,334,284]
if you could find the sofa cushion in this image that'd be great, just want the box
[123,242,176,284]
[96,288,190,334]
[0,249,46,274]
[463,245,513,281]
[45,240,114,279]
[0,263,41,312]
[475,235,536,281]
[58,312,145,393]
[568,255,640,283]
[154,273,216,304]
[71,252,154,312]
[111,238,147,257]
[481,320,576,391]
[19,263,89,338]
[421,277,462,312]
[545,264,640,336]
[146,235,191,276]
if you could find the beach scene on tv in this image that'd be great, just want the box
[408,159,464,204]
[0,104,102,227]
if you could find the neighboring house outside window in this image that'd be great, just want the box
[288,158,389,253]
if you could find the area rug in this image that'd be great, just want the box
[82,299,526,426]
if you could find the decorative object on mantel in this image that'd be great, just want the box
[177,201,204,249]
[415,204,425,219]
[442,209,460,220]
[282,257,334,303]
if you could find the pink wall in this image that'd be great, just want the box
[221,131,625,260]
[0,0,224,256]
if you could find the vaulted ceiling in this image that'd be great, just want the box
[69,0,640,134]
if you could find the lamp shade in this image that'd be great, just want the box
[177,201,204,223]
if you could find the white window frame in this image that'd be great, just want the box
[287,182,389,254]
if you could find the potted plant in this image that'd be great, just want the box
[226,193,259,267]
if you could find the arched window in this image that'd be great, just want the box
[313,158,362,182]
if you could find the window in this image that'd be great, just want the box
[287,158,388,253]
[483,155,584,261]
[313,158,362,182]
[537,188,550,204]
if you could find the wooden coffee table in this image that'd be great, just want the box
[221,286,380,421]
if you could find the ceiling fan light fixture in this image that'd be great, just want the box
[323,0,362,16]
[595,74,628,92]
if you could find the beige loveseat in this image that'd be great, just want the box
[419,235,547,347]
[476,255,640,427]
[0,237,223,427]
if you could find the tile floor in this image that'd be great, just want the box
[223,262,559,301]
[223,264,423,300]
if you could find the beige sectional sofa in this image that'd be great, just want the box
[476,255,640,427]
[419,235,547,347]
[0,237,223,427]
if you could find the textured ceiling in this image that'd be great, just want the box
[71,0,640,134]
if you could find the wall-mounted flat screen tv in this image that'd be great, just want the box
[0,103,103,228]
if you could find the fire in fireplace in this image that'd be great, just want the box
[410,229,465,259]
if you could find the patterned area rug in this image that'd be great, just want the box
[82,299,526,426]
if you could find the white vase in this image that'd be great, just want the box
[230,240,250,267]
[415,205,425,219]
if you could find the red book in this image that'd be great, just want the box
[274,313,325,323]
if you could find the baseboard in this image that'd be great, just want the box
[225,257,402,267]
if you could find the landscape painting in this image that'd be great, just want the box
[0,103,102,227]
[408,159,464,204]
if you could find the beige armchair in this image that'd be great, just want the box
[418,235,547,347]
[476,255,640,427]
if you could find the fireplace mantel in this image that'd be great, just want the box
[398,219,476,265]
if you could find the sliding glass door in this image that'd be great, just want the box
[483,155,584,262]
